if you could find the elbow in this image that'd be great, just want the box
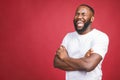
[84,65,96,72]
[85,67,95,72]
[53,57,58,68]
[76,65,95,72]
[53,63,58,68]
[53,59,60,68]
[53,60,58,68]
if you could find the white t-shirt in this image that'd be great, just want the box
[61,29,109,80]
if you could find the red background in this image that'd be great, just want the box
[0,0,120,80]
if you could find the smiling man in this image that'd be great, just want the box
[54,4,109,80]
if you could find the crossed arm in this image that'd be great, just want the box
[53,45,102,72]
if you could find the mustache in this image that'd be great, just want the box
[73,19,85,23]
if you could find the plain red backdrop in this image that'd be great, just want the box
[0,0,120,80]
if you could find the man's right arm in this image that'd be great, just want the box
[54,55,74,71]
[53,47,93,71]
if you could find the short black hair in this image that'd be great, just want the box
[79,4,95,16]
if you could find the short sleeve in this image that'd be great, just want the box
[61,33,70,50]
[92,33,109,58]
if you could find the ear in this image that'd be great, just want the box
[91,16,94,22]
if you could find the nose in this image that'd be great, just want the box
[78,14,83,19]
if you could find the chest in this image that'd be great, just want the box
[66,36,94,58]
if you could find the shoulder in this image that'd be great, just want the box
[64,31,78,39]
[93,29,109,40]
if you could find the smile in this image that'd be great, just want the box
[76,20,84,27]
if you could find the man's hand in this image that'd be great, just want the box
[56,45,69,60]
[85,49,94,57]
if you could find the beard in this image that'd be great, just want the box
[73,19,91,34]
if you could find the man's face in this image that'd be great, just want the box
[73,6,93,34]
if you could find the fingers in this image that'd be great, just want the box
[56,46,64,55]
[90,48,94,53]
[57,45,66,51]
[57,46,63,52]
[61,45,67,52]
[60,45,65,48]
[85,48,94,57]
[88,48,94,53]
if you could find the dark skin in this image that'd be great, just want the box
[54,46,94,71]
[54,6,102,72]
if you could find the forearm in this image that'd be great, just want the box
[54,55,75,71]
[63,57,88,71]
[56,46,102,72]
[62,53,102,72]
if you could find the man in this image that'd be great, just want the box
[53,4,109,80]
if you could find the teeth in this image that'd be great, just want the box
[77,21,83,24]
[77,20,84,27]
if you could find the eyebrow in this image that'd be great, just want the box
[76,11,87,14]
[81,12,85,15]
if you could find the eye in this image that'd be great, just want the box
[81,13,86,16]
[75,12,80,16]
